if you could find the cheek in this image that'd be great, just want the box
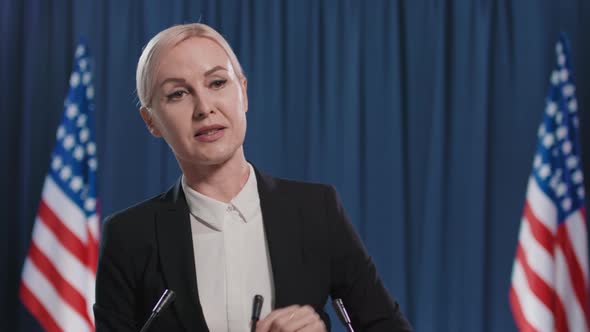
[218,84,246,113]
[227,103,247,129]
[154,110,191,138]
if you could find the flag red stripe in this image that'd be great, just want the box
[515,243,553,308]
[554,299,569,332]
[19,281,63,332]
[509,286,540,332]
[524,201,555,253]
[38,199,91,268]
[516,242,569,332]
[86,227,98,274]
[516,243,569,332]
[557,223,590,326]
[28,242,94,327]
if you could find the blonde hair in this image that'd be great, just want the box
[136,23,245,108]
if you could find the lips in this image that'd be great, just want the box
[194,125,226,142]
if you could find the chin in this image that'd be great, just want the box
[176,142,244,167]
[192,151,239,167]
[197,157,230,166]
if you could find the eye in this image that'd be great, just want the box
[209,79,227,89]
[166,90,187,101]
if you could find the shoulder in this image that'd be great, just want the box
[106,192,164,219]
[103,193,163,229]
[255,171,343,221]
[255,168,338,201]
[272,176,334,195]
[100,180,181,243]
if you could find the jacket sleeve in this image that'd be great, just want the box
[93,216,139,332]
[325,185,413,332]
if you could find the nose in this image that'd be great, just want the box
[193,94,215,119]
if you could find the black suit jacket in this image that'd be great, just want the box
[94,168,412,331]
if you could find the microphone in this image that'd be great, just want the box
[250,294,264,332]
[139,289,176,332]
[332,298,354,332]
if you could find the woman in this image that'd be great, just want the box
[94,23,411,332]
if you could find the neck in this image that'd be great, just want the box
[180,150,250,203]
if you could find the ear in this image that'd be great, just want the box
[241,77,248,113]
[139,107,162,137]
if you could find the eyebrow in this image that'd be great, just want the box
[159,77,186,88]
[158,66,229,88]
[204,65,228,76]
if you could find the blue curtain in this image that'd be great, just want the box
[2,0,590,331]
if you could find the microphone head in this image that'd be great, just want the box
[153,289,176,315]
[251,294,264,320]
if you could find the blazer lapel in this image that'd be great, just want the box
[155,180,208,332]
[254,168,304,308]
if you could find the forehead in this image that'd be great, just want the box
[156,37,234,80]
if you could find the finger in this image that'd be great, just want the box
[256,305,300,332]
[280,306,320,331]
[261,304,299,323]
[297,319,327,332]
[257,309,296,332]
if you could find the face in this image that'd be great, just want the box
[141,36,248,168]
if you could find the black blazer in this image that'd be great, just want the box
[94,168,412,331]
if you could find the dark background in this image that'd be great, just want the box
[2,0,590,331]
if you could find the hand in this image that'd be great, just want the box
[255,305,327,332]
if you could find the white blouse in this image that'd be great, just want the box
[182,164,274,332]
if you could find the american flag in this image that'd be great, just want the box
[19,40,100,332]
[509,34,589,332]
